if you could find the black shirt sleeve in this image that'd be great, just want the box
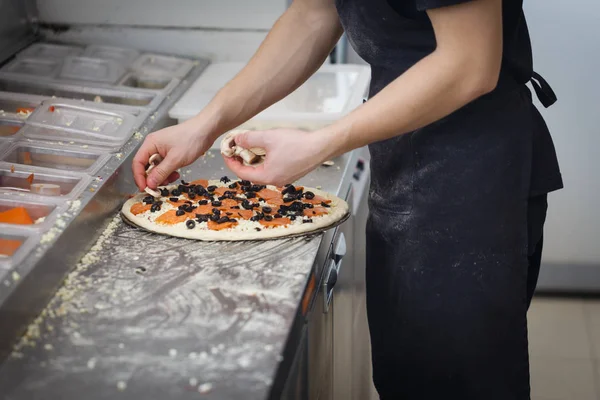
[415,0,475,11]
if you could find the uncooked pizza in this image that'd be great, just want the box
[121,177,349,241]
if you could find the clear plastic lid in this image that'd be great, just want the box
[0,92,45,120]
[17,43,83,60]
[169,63,371,147]
[130,54,194,79]
[1,57,61,79]
[0,162,91,199]
[82,45,140,66]
[25,100,137,146]
[0,142,110,175]
[59,56,126,84]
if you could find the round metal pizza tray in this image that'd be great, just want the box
[119,210,350,242]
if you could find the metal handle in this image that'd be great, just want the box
[323,233,346,313]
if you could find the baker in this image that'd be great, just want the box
[133,0,563,398]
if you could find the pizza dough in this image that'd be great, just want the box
[122,179,349,241]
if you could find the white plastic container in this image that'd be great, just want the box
[168,63,371,148]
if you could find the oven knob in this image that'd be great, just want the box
[356,160,365,171]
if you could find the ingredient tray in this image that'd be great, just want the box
[0,142,110,175]
[0,77,165,108]
[0,163,91,200]
[0,228,38,270]
[1,58,62,80]
[0,197,66,231]
[27,100,136,147]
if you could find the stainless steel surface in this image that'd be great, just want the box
[0,13,374,399]
[0,152,356,400]
[0,57,210,365]
[0,0,36,65]
[350,156,374,400]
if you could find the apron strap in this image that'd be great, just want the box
[530,71,557,108]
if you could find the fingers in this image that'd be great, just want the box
[146,153,182,189]
[132,139,159,191]
[233,130,269,150]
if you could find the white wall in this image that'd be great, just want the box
[38,0,288,62]
[524,1,600,266]
[37,0,286,30]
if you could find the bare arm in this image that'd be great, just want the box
[133,0,343,190]
[197,0,344,135]
[227,0,504,185]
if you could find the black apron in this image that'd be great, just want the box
[335,1,563,399]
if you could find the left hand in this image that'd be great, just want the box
[223,129,331,186]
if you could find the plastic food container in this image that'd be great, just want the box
[0,92,45,120]
[130,54,193,79]
[0,228,39,270]
[0,197,66,231]
[59,56,126,84]
[1,57,61,79]
[0,142,110,175]
[18,43,83,60]
[0,162,90,199]
[24,100,137,151]
[0,119,23,138]
[82,44,140,66]
[118,72,175,90]
[169,62,371,148]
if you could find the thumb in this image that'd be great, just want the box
[234,130,269,150]
[147,155,180,189]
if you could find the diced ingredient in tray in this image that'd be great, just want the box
[0,207,34,225]
[0,239,22,257]
[0,125,20,137]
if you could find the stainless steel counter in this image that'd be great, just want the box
[0,149,357,399]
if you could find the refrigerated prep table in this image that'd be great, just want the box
[0,2,374,399]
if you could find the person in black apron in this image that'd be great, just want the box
[334,1,562,398]
[134,0,562,398]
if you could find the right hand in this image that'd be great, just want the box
[132,120,215,191]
